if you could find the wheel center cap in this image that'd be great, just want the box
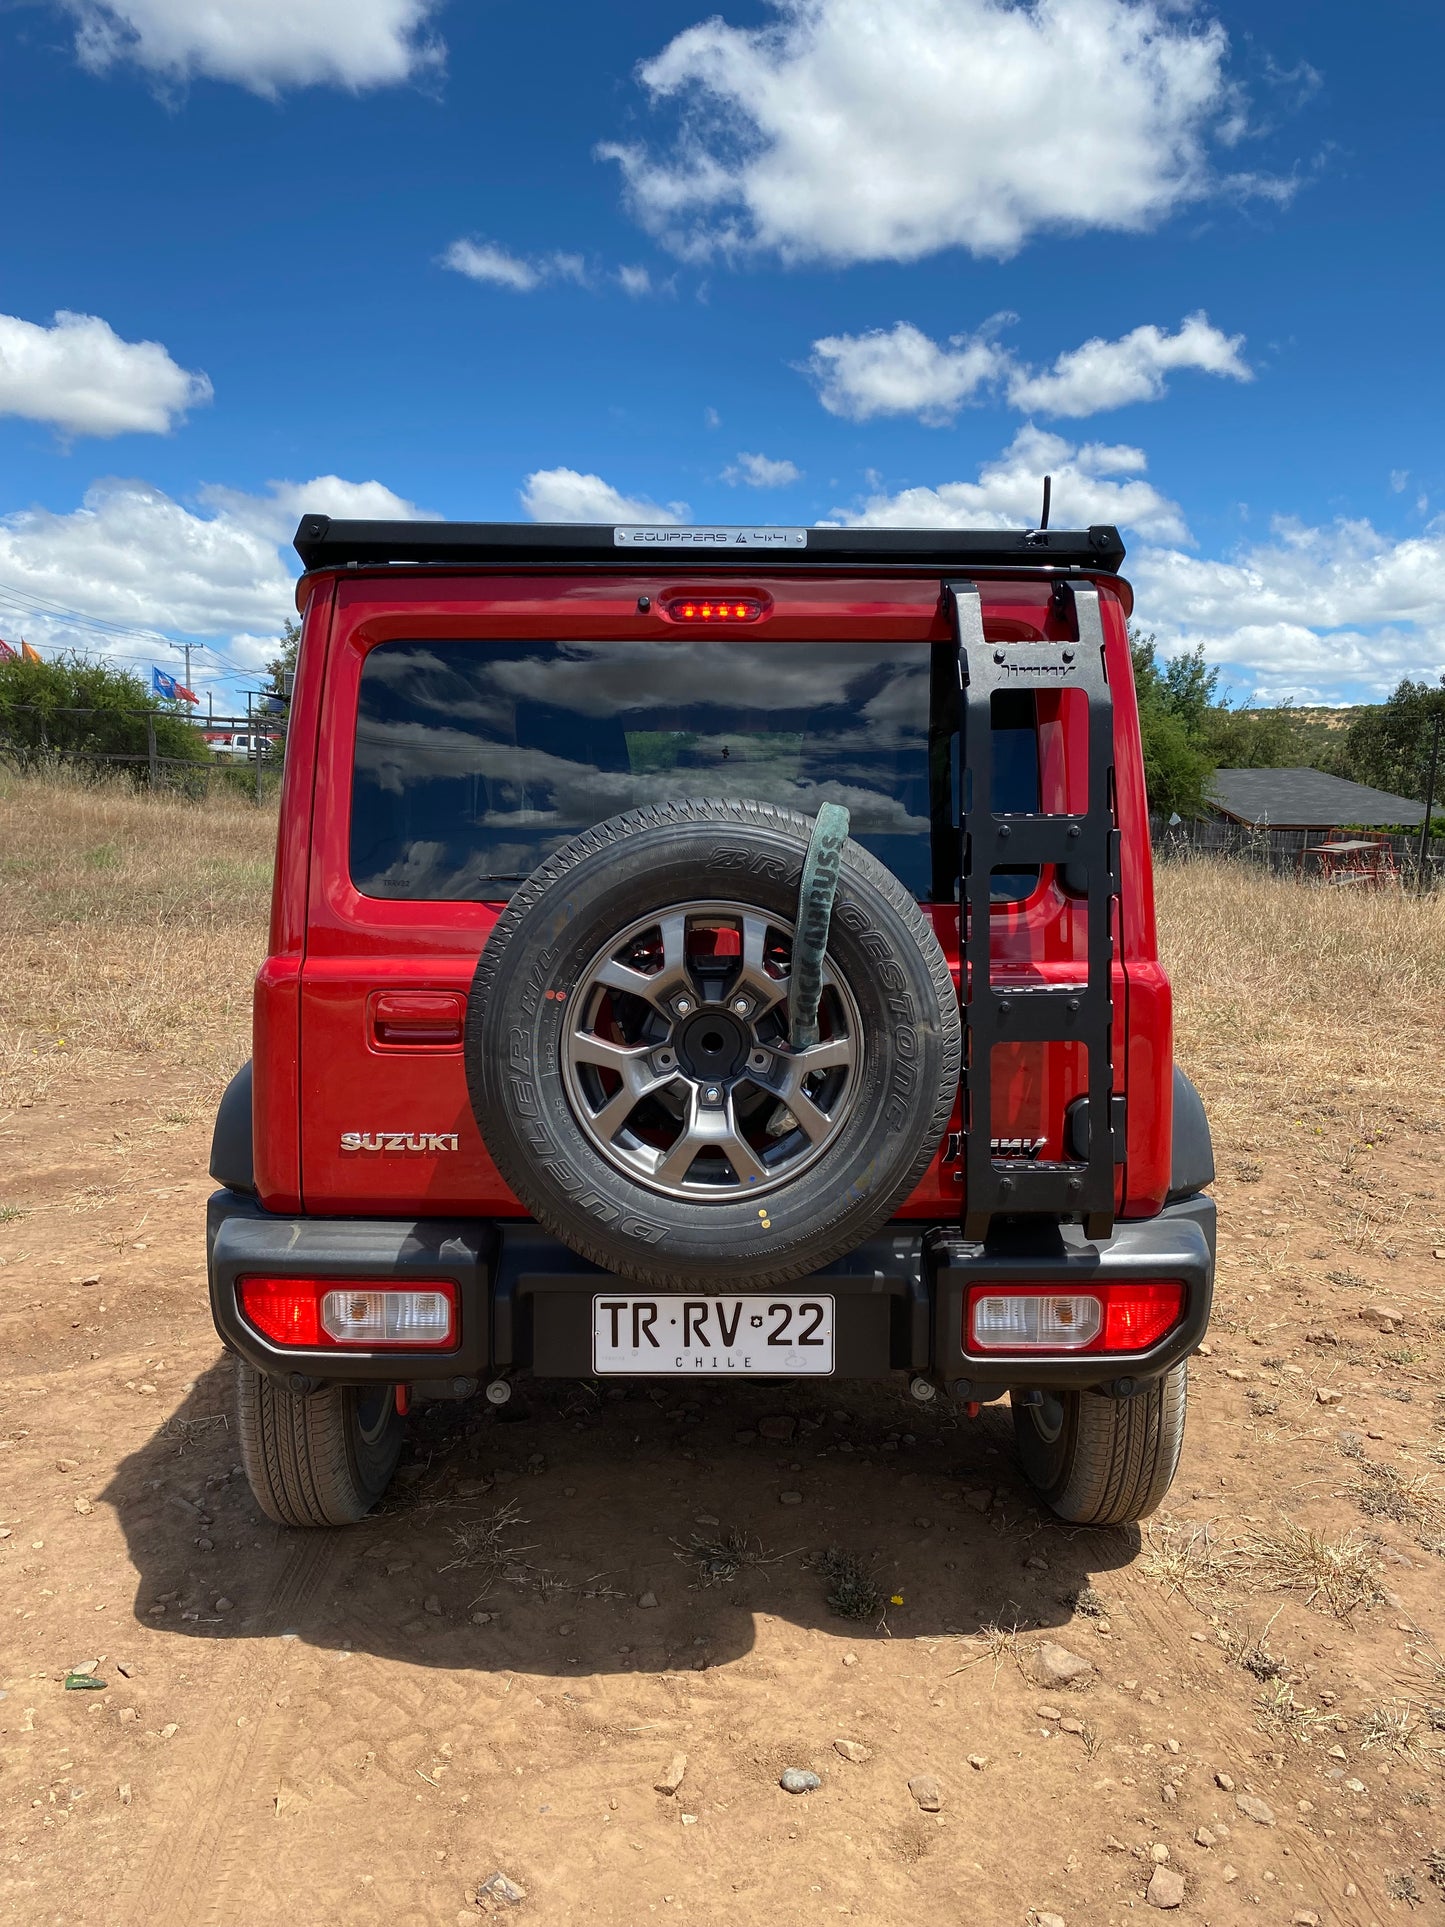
[675,1009,749,1084]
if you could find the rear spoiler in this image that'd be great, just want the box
[293,517,1126,575]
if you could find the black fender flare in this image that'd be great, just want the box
[210,1060,255,1195]
[1169,1066,1214,1201]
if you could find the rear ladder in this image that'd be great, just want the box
[947,579,1123,1243]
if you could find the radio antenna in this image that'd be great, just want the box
[1038,474,1052,531]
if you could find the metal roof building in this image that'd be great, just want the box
[1207,768,1427,831]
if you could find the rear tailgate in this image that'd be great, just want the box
[289,569,1166,1220]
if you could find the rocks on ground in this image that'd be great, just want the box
[1235,1792,1276,1826]
[758,1415,796,1441]
[475,1870,526,1906]
[1030,1641,1093,1688]
[654,1753,687,1795]
[1146,1866,1186,1910]
[908,1774,943,1812]
[833,1740,871,1764]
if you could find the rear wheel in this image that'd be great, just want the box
[234,1360,403,1527]
[1012,1363,1187,1526]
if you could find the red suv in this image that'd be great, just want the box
[208,516,1215,1531]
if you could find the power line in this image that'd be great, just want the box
[0,575,285,680]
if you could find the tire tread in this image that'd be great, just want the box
[235,1361,399,1528]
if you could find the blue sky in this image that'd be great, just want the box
[1,0,1442,709]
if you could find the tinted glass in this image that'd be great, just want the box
[350,639,1038,902]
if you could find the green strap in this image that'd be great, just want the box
[788,803,850,1049]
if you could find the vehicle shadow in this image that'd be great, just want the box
[102,1358,1143,1677]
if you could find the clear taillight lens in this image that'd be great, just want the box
[319,1289,454,1346]
[970,1292,1104,1352]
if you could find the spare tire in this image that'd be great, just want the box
[465,798,960,1289]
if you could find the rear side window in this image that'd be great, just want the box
[350,638,1038,904]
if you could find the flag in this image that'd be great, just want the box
[152,666,179,701]
[175,683,198,704]
[0,638,16,662]
[21,640,42,663]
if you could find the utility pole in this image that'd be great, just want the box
[1417,689,1443,894]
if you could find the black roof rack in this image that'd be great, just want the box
[293,517,1125,575]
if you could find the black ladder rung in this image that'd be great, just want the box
[948,575,1122,1245]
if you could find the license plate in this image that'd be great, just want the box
[592,1294,835,1375]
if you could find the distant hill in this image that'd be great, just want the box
[1234,705,1364,767]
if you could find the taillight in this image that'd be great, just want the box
[966,1282,1183,1354]
[239,1278,457,1350]
[661,595,767,622]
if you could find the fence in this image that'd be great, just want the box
[1151,814,1444,887]
[0,705,284,802]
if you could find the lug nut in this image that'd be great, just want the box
[731,997,750,1016]
[675,997,693,1016]
[704,1085,721,1103]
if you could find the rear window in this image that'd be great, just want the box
[350,638,1038,903]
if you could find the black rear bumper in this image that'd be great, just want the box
[208,1191,1213,1397]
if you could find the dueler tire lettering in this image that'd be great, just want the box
[464,798,961,1291]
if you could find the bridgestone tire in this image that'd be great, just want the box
[1012,1363,1188,1526]
[234,1360,403,1528]
[466,799,962,1290]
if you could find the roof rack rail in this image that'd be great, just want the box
[292,517,1126,575]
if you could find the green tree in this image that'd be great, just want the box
[0,650,207,776]
[1324,676,1445,802]
[266,618,300,702]
[1127,629,1217,817]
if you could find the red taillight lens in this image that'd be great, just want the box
[238,1278,457,1350]
[966,1281,1184,1355]
[239,1278,322,1347]
[662,595,766,622]
[1099,1282,1184,1352]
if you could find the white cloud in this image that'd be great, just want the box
[442,240,589,292]
[520,468,690,524]
[833,426,1190,543]
[62,0,443,94]
[805,321,1008,424]
[802,311,1248,423]
[617,265,654,297]
[1006,312,1251,415]
[1133,519,1445,700]
[0,309,211,438]
[601,0,1264,265]
[1389,469,1409,494]
[0,473,423,690]
[722,451,802,487]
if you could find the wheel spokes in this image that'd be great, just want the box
[559,898,864,1201]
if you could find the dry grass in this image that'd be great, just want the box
[1239,1519,1386,1620]
[438,1499,532,1603]
[1157,859,1445,1143]
[1141,1519,1236,1600]
[1360,1701,1445,1765]
[0,770,274,1115]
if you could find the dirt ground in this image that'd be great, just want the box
[3,777,1445,1927]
